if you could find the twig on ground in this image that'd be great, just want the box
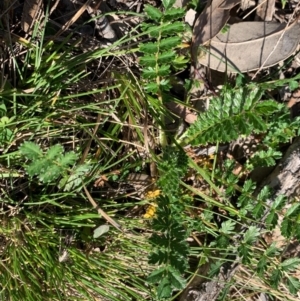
[83,185,123,232]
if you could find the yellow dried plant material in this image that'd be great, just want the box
[145,189,161,199]
[195,154,215,169]
[143,189,160,219]
[143,203,157,219]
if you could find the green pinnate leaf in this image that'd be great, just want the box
[139,55,157,67]
[21,142,78,183]
[148,251,163,265]
[159,36,182,49]
[280,258,300,272]
[20,141,42,160]
[255,100,280,115]
[220,220,236,234]
[0,127,13,143]
[149,22,185,37]
[168,266,186,289]
[141,51,176,66]
[45,144,63,160]
[235,117,248,134]
[257,185,271,201]
[163,7,185,20]
[249,149,282,167]
[280,217,293,238]
[286,276,300,295]
[57,151,77,167]
[157,278,172,299]
[139,42,159,54]
[147,146,189,297]
[40,165,62,183]
[216,235,230,248]
[238,244,252,264]
[182,85,282,145]
[238,180,256,207]
[265,243,280,257]
[26,159,45,177]
[162,0,176,9]
[150,233,171,248]
[139,38,181,56]
[157,147,187,196]
[209,261,223,277]
[144,5,163,21]
[159,79,171,91]
[157,51,176,64]
[295,224,300,240]
[247,113,266,132]
[145,82,159,93]
[257,186,271,202]
[256,256,267,276]
[252,202,265,219]
[286,203,300,217]
[248,86,264,104]
[172,55,189,70]
[61,164,91,191]
[270,268,282,289]
[140,22,151,33]
[265,211,278,229]
[243,226,260,245]
[147,267,166,284]
[143,65,170,78]
[169,254,188,274]
[271,195,287,210]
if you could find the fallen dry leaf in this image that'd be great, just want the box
[191,0,241,63]
[255,0,275,21]
[240,0,256,10]
[197,21,300,73]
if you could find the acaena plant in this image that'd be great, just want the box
[147,146,189,299]
[138,1,193,298]
[20,141,77,184]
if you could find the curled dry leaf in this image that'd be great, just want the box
[197,21,300,73]
[191,0,241,63]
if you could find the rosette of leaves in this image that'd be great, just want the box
[20,141,77,183]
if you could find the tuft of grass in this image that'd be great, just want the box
[0,6,159,300]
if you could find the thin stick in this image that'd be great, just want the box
[83,185,123,232]
[242,0,268,20]
[50,0,96,40]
